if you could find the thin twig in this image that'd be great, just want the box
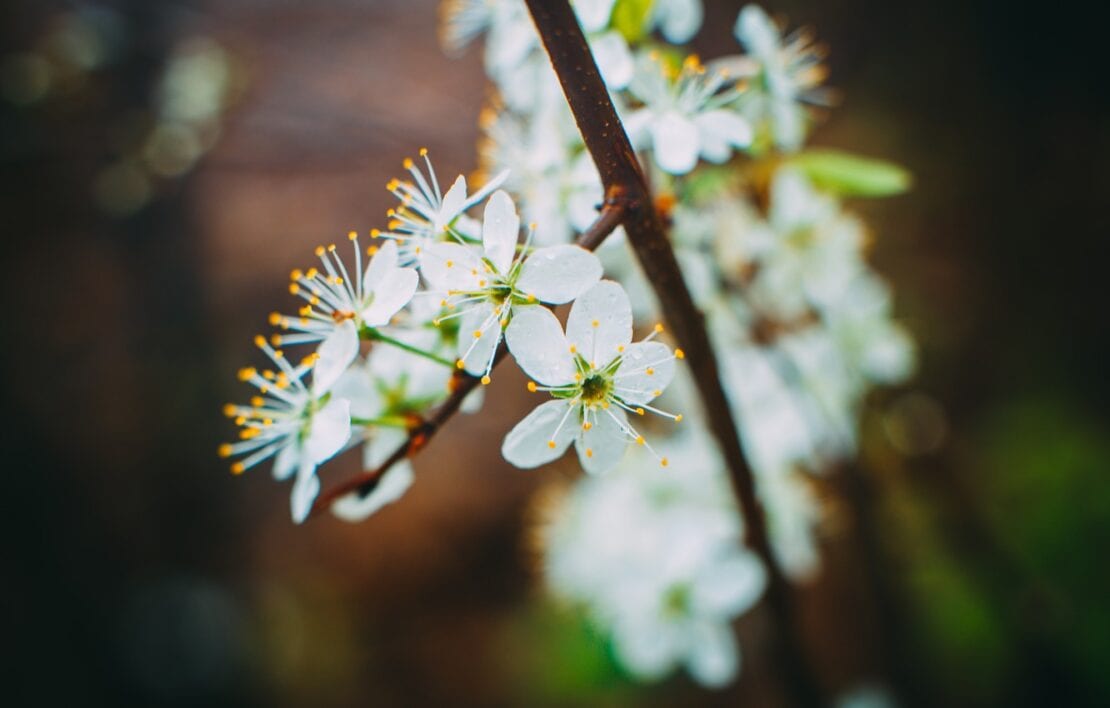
[523,1,823,704]
[308,201,627,517]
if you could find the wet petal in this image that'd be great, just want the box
[458,301,502,376]
[566,280,633,366]
[502,400,577,469]
[303,396,351,463]
[516,245,602,304]
[613,341,675,404]
[482,189,520,274]
[505,305,577,385]
[576,406,630,474]
[331,462,414,522]
[362,267,418,326]
[363,239,398,292]
[290,460,321,524]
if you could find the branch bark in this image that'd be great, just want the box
[523,1,823,704]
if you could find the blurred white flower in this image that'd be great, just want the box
[625,52,752,175]
[721,4,831,151]
[542,429,765,687]
[219,330,358,523]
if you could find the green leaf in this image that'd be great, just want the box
[612,0,654,43]
[789,150,912,197]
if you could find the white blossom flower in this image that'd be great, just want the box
[542,430,766,687]
[219,326,358,523]
[423,189,602,381]
[502,281,683,474]
[378,149,508,264]
[721,4,831,151]
[625,52,752,175]
[271,237,419,356]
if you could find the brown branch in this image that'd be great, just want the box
[308,201,627,518]
[523,1,824,705]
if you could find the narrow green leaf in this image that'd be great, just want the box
[790,149,913,197]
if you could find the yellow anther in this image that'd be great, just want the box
[262,370,275,380]
[327,243,337,252]
[348,230,358,241]
[250,396,264,407]
[446,260,454,268]
[230,462,245,475]
[636,408,645,416]
[367,245,378,256]
[660,457,669,467]
[370,227,381,237]
[652,389,661,397]
[299,305,312,317]
[547,440,557,449]
[309,296,320,306]
[289,283,300,295]
[273,350,284,360]
[527,293,536,302]
[222,403,237,417]
[239,428,259,440]
[386,179,399,191]
[473,330,483,339]
[617,345,625,352]
[478,280,487,287]
[582,421,592,431]
[527,381,538,392]
[268,312,282,326]
[237,367,256,381]
[569,345,577,354]
[306,267,319,279]
[481,375,491,385]
[591,319,599,328]
[654,323,664,333]
[234,415,246,426]
[456,359,466,370]
[314,246,325,257]
[386,208,396,217]
[432,318,441,327]
[290,269,303,281]
[586,448,593,458]
[675,348,685,359]
[636,435,645,445]
[500,318,508,327]
[646,368,655,376]
[403,157,414,169]
[419,147,428,156]
[389,219,402,230]
[574,373,582,381]
[675,414,683,423]
[218,443,233,458]
[271,334,283,346]
[334,277,344,285]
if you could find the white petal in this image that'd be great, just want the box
[690,552,767,616]
[611,617,680,679]
[363,239,398,292]
[516,245,603,304]
[622,108,654,149]
[482,189,520,274]
[576,406,629,474]
[612,341,675,404]
[504,306,577,385]
[656,0,703,43]
[651,112,700,175]
[420,242,482,292]
[363,425,409,470]
[313,320,360,393]
[330,462,414,522]
[302,396,351,463]
[574,0,616,33]
[272,442,298,481]
[331,358,383,420]
[566,280,633,366]
[685,621,740,688]
[437,175,468,230]
[362,267,418,326]
[591,31,633,89]
[290,460,320,524]
[694,110,752,163]
[460,385,485,413]
[458,301,502,376]
[735,5,778,57]
[502,400,577,469]
[463,168,511,212]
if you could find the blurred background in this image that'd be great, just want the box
[2,0,1107,705]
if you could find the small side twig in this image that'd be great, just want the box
[308,202,627,517]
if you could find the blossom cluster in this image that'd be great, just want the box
[220,151,683,523]
[444,0,914,688]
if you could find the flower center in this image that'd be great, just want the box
[579,373,611,405]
